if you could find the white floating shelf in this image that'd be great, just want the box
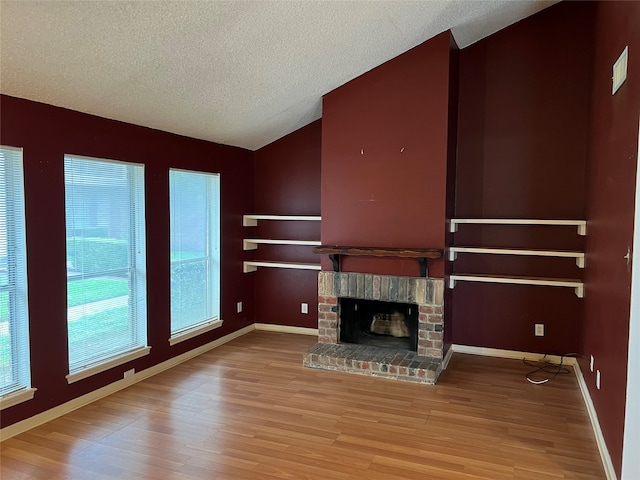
[243,260,321,273]
[449,218,586,236]
[448,274,584,298]
[243,215,322,226]
[243,239,321,250]
[448,247,585,268]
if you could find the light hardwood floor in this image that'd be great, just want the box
[1,331,606,479]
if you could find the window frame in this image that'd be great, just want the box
[0,146,35,409]
[63,154,150,384]
[168,168,222,346]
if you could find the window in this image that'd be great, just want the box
[169,169,221,344]
[0,146,34,408]
[64,155,149,382]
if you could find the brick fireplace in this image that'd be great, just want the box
[303,271,446,384]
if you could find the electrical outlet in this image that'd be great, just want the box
[301,303,308,314]
[237,301,243,313]
[534,323,544,337]
[124,368,135,379]
[596,369,601,390]
[590,355,594,372]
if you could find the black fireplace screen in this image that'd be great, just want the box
[339,298,418,351]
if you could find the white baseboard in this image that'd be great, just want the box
[254,323,318,336]
[573,361,617,480]
[451,344,577,365]
[451,344,615,480]
[442,345,454,370]
[0,324,256,441]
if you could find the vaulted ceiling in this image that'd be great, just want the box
[0,0,555,150]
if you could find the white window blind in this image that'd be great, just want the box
[64,155,148,378]
[169,169,220,338]
[0,147,31,398]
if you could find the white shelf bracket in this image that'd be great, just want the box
[576,256,585,269]
[448,249,457,261]
[449,221,458,233]
[243,263,258,273]
[243,239,258,250]
[575,285,584,298]
[577,223,586,236]
[448,277,457,289]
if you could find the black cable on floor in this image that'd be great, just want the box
[523,354,574,384]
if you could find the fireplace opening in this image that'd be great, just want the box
[339,298,418,351]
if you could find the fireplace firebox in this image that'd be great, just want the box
[339,298,418,351]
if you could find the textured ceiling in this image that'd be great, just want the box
[0,0,555,151]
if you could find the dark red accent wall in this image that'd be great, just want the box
[321,32,456,279]
[252,120,321,328]
[452,1,593,355]
[0,95,255,428]
[582,1,640,475]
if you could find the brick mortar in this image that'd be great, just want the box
[302,343,443,384]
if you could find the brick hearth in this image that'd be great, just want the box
[304,271,446,384]
[303,343,442,383]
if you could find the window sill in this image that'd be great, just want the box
[169,318,223,346]
[66,346,152,384]
[1,387,37,410]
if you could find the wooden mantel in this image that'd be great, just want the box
[313,245,443,277]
